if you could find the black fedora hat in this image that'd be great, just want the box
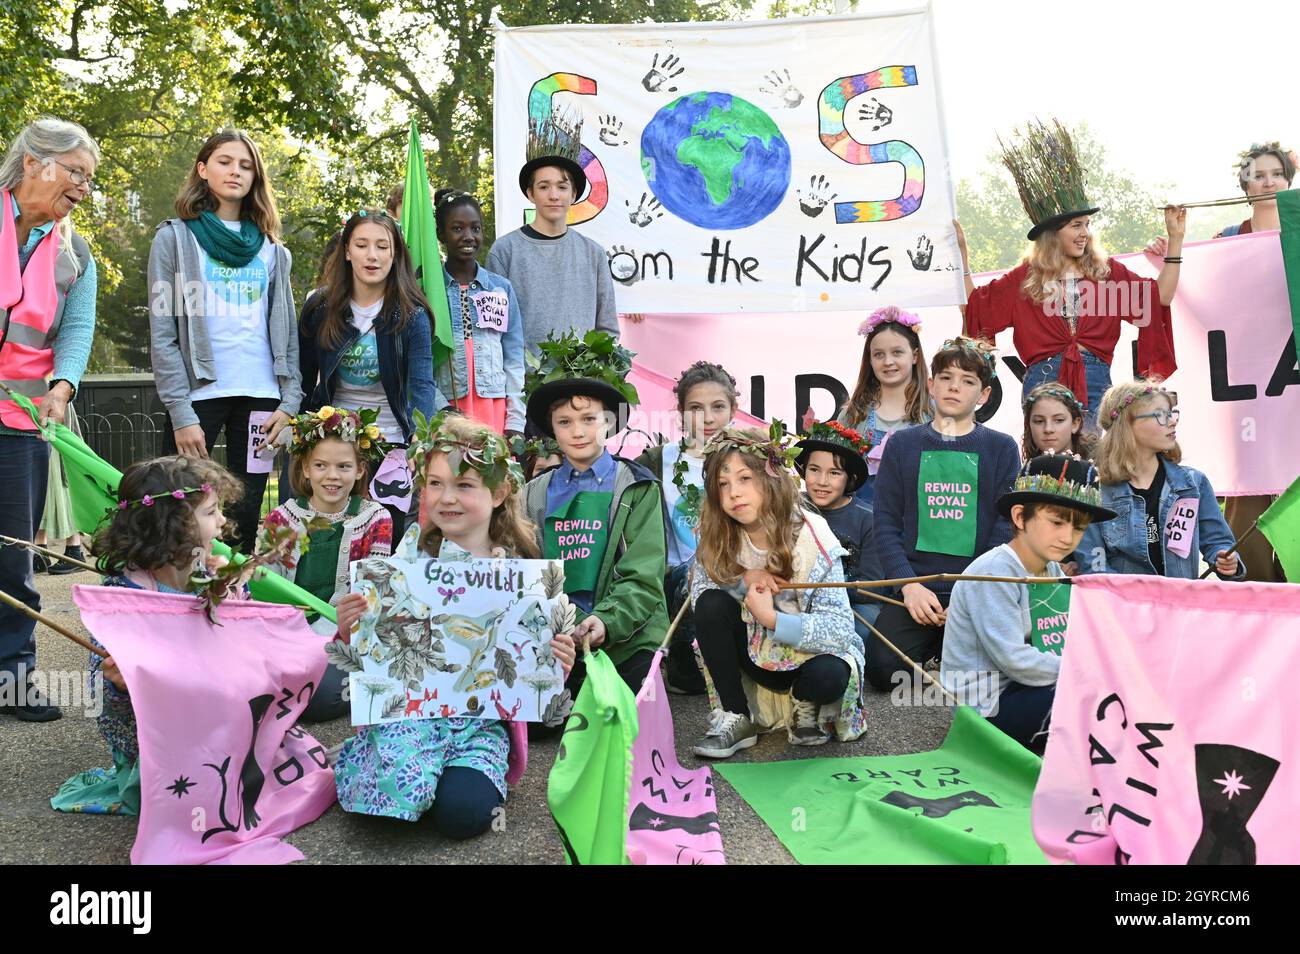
[795,421,872,494]
[998,452,1117,523]
[526,378,630,438]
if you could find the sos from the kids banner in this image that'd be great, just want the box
[493,9,964,313]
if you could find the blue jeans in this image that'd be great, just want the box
[1023,350,1111,428]
[0,435,50,681]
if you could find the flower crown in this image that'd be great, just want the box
[289,406,394,469]
[117,483,213,511]
[1236,142,1298,179]
[858,305,922,338]
[703,422,802,482]
[407,410,525,492]
[1023,383,1084,415]
[1009,452,1104,509]
[939,336,998,379]
[1107,384,1173,423]
[803,419,873,458]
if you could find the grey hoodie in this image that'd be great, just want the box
[148,218,302,430]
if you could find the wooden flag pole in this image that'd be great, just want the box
[852,607,958,706]
[786,572,1067,591]
[851,586,906,609]
[0,588,98,655]
[0,534,99,574]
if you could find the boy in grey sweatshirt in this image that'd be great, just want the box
[488,126,620,355]
[940,453,1117,753]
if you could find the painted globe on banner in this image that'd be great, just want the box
[641,92,792,230]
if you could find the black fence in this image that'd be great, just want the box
[72,373,279,514]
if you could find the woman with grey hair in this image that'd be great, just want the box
[0,116,100,722]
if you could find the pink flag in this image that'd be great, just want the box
[627,650,725,865]
[73,585,336,865]
[1033,575,1299,864]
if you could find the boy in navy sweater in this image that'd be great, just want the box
[869,337,1020,691]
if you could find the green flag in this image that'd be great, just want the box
[402,120,454,371]
[546,649,639,864]
[4,388,336,622]
[717,706,1046,864]
[1277,191,1300,350]
[1258,474,1300,582]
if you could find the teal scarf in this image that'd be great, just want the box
[184,211,265,268]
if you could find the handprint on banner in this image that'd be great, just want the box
[797,174,838,218]
[599,115,627,146]
[858,97,894,131]
[760,68,805,108]
[608,245,640,284]
[626,192,664,227]
[906,235,934,271]
[642,51,685,93]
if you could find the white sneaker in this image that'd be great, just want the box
[692,709,759,759]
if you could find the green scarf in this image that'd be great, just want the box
[184,211,266,268]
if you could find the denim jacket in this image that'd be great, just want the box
[1078,459,1247,581]
[435,266,526,432]
[298,296,436,443]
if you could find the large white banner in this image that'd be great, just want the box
[493,10,963,313]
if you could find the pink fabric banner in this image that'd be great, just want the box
[73,584,336,865]
[1032,574,1299,864]
[620,231,1300,494]
[626,650,725,865]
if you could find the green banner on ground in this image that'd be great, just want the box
[547,649,639,865]
[716,705,1046,864]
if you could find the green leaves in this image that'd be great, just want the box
[523,329,641,405]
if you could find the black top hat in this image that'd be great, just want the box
[997,452,1117,523]
[523,330,639,438]
[998,119,1100,241]
[526,378,631,438]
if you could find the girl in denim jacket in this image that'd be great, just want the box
[1078,381,1245,581]
[433,189,525,440]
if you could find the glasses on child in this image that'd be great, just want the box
[1133,408,1180,426]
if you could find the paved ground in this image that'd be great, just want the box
[0,570,953,864]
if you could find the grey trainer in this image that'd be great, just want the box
[692,709,759,759]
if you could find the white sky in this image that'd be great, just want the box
[756,0,1300,202]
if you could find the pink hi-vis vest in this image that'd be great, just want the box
[0,189,89,430]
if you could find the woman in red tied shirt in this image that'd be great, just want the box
[956,119,1185,428]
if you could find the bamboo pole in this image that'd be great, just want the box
[0,588,98,655]
[0,534,99,573]
[786,572,1068,590]
[851,607,958,706]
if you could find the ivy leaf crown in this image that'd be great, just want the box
[523,329,641,406]
[406,409,525,493]
[702,421,802,483]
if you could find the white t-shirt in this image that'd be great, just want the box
[331,299,403,441]
[189,220,279,401]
